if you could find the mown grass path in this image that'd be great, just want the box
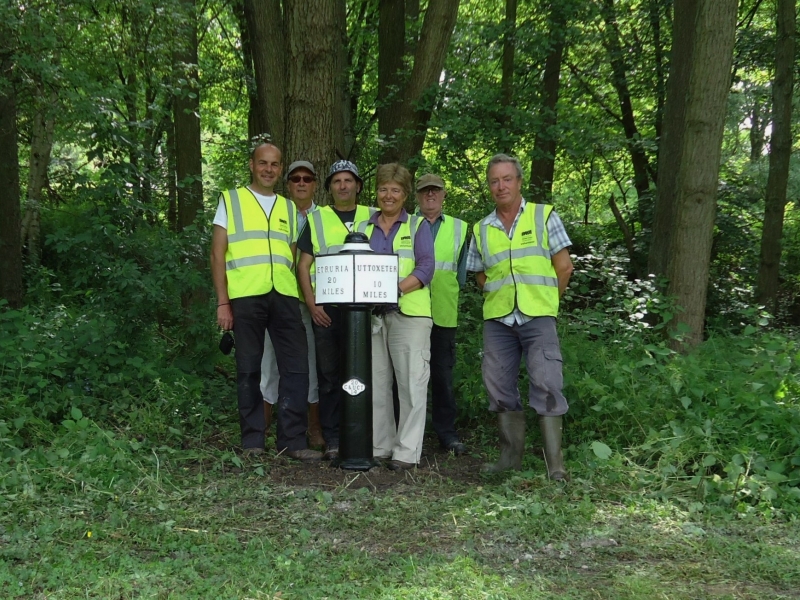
[2,445,798,599]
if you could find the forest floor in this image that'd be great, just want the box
[2,430,799,599]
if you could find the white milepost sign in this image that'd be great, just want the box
[315,253,399,305]
[315,255,354,304]
[354,254,398,303]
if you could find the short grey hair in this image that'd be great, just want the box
[485,154,523,181]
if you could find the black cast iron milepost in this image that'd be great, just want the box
[314,231,399,471]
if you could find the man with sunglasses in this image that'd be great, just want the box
[260,161,325,450]
[296,160,376,461]
[211,143,322,461]
[415,174,469,456]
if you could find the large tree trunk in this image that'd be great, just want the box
[21,92,56,268]
[233,0,265,138]
[657,0,737,349]
[648,0,698,278]
[0,50,23,308]
[498,0,516,154]
[284,0,345,206]
[755,0,796,314]
[377,0,460,166]
[529,2,569,203]
[244,0,286,150]
[599,0,654,229]
[377,0,406,151]
[173,0,204,231]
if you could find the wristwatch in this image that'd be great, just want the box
[397,286,404,297]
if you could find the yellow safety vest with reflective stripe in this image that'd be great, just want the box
[222,187,298,300]
[430,215,467,327]
[307,205,375,292]
[474,203,559,320]
[356,215,432,318]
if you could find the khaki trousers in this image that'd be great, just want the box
[372,312,432,464]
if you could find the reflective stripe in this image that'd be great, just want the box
[310,210,329,255]
[483,246,550,268]
[452,219,463,265]
[535,203,546,250]
[284,196,295,244]
[480,221,492,267]
[227,230,269,243]
[435,261,457,271]
[268,231,290,244]
[226,254,293,271]
[356,221,368,234]
[229,189,245,234]
[397,249,415,259]
[483,273,558,293]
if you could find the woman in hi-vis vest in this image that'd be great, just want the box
[354,164,435,471]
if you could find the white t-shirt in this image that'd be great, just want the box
[213,188,278,230]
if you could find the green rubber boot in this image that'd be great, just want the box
[540,415,569,481]
[482,411,525,472]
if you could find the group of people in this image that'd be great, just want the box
[211,143,573,479]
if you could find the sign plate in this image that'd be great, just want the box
[342,378,366,396]
[315,253,399,305]
[315,254,355,304]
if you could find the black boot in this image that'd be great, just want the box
[482,411,525,472]
[540,415,569,481]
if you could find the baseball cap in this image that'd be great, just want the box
[285,160,316,181]
[325,160,363,191]
[416,174,445,191]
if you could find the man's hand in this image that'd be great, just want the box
[308,303,331,327]
[217,304,234,330]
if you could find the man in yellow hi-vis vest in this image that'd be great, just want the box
[466,154,574,480]
[296,160,374,461]
[211,143,322,462]
[415,173,468,456]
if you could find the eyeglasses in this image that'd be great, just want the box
[419,187,443,195]
[288,175,315,184]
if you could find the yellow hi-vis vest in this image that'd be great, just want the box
[430,215,467,327]
[222,187,298,300]
[307,205,375,292]
[474,202,559,320]
[356,214,432,318]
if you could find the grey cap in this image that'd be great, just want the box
[324,160,363,191]
[285,160,316,181]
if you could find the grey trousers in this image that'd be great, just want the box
[482,316,568,416]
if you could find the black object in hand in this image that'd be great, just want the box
[219,331,235,355]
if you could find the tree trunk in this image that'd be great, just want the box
[284,0,345,206]
[173,0,203,231]
[245,0,285,150]
[659,0,738,349]
[599,0,654,228]
[166,114,178,230]
[233,0,264,138]
[346,0,376,161]
[749,89,766,162]
[650,0,666,146]
[21,92,56,268]
[499,0,517,154]
[0,51,23,308]
[377,0,460,166]
[529,2,569,203]
[648,0,698,278]
[755,0,795,314]
[377,0,406,152]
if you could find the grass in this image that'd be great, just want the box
[2,440,799,600]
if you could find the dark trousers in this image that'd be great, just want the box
[313,305,344,447]
[231,292,309,452]
[430,324,459,445]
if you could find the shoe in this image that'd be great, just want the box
[307,403,325,449]
[284,448,323,462]
[323,446,339,461]
[482,411,525,473]
[387,460,416,471]
[442,440,467,456]
[540,415,570,481]
[243,447,264,457]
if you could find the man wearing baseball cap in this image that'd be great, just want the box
[416,173,469,455]
[296,160,376,460]
[260,160,325,449]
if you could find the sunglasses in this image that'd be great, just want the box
[289,175,315,183]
